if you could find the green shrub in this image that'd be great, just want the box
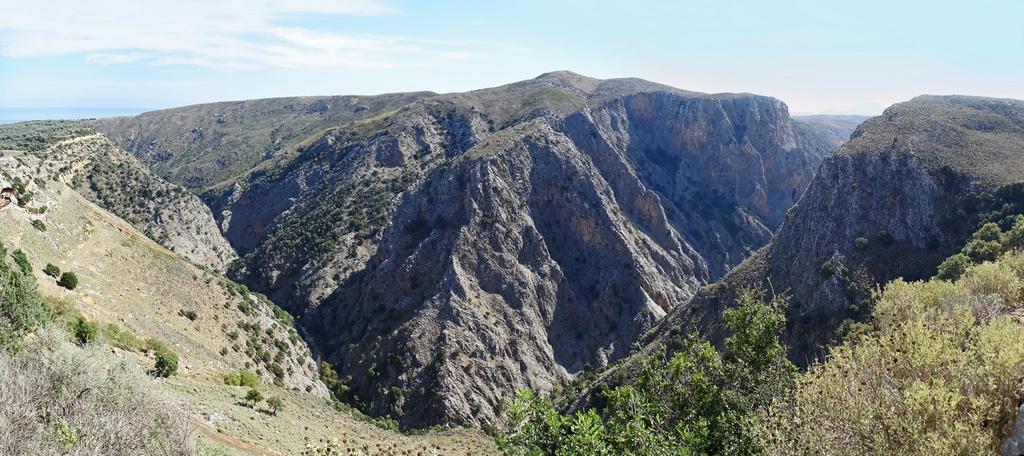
[57,272,78,290]
[854,237,870,250]
[31,220,46,232]
[11,249,31,275]
[153,349,178,378]
[498,289,795,455]
[936,253,972,281]
[762,254,1024,455]
[178,309,197,321]
[223,369,260,388]
[818,260,836,278]
[43,263,60,278]
[71,317,97,346]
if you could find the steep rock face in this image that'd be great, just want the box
[216,73,837,427]
[650,95,1024,364]
[313,120,704,426]
[100,72,842,427]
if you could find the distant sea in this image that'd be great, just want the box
[0,107,148,125]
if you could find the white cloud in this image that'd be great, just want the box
[0,0,472,69]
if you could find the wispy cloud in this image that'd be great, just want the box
[0,0,472,70]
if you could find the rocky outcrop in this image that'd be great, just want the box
[184,72,840,427]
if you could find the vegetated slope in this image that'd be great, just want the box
[647,95,1024,365]
[0,147,496,454]
[792,114,868,149]
[0,121,236,270]
[192,71,842,427]
[93,92,435,190]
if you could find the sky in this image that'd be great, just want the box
[0,0,1021,119]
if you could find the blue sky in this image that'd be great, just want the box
[0,0,1021,117]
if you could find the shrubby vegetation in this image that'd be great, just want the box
[763,251,1024,455]
[0,242,51,351]
[497,290,795,455]
[0,328,194,455]
[0,242,192,453]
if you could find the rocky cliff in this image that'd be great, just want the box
[646,95,1024,365]
[183,72,843,427]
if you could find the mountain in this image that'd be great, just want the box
[93,92,435,191]
[792,114,868,152]
[642,95,1024,365]
[0,125,495,455]
[100,71,842,427]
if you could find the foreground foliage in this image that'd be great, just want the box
[763,251,1024,455]
[498,290,795,455]
[0,328,195,455]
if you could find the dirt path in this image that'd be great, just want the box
[193,418,288,456]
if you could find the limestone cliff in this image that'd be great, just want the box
[202,72,839,426]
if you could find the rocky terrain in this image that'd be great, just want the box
[641,95,1024,365]
[104,71,847,427]
[0,121,236,270]
[0,132,495,455]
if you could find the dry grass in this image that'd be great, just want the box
[0,327,195,456]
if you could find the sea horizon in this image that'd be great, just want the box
[0,107,149,125]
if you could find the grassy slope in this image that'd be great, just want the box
[0,151,495,454]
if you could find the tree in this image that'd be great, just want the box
[153,349,178,378]
[245,388,263,408]
[57,272,78,290]
[266,396,283,415]
[43,263,60,278]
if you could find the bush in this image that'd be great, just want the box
[818,260,836,278]
[936,253,972,281]
[854,237,870,250]
[43,263,60,278]
[0,249,52,351]
[31,220,46,232]
[498,289,795,455]
[178,309,197,321]
[11,249,31,275]
[762,253,1024,455]
[223,369,260,388]
[0,328,194,455]
[71,317,97,346]
[154,349,179,378]
[57,272,78,290]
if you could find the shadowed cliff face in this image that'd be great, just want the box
[640,95,1024,369]
[100,72,844,428]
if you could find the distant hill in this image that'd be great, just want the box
[92,93,435,191]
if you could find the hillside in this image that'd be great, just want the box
[0,140,495,454]
[93,92,435,191]
[0,121,236,270]
[106,71,847,428]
